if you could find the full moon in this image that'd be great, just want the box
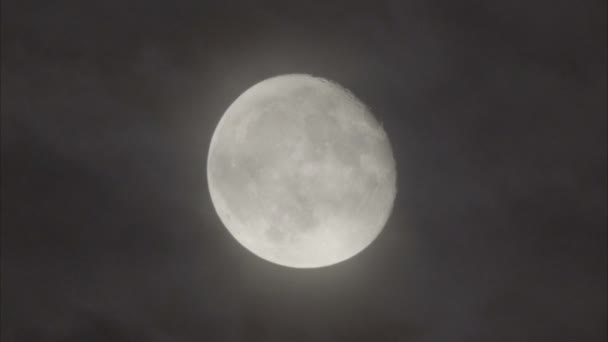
[207,74,397,268]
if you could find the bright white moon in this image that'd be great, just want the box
[207,74,396,268]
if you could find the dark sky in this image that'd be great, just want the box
[1,0,606,341]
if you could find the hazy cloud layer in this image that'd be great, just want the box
[1,0,606,341]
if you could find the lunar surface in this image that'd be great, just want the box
[207,74,396,268]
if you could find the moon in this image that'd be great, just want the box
[207,74,397,268]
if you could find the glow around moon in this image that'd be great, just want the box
[207,74,396,268]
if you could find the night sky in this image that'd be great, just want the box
[1,1,606,341]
